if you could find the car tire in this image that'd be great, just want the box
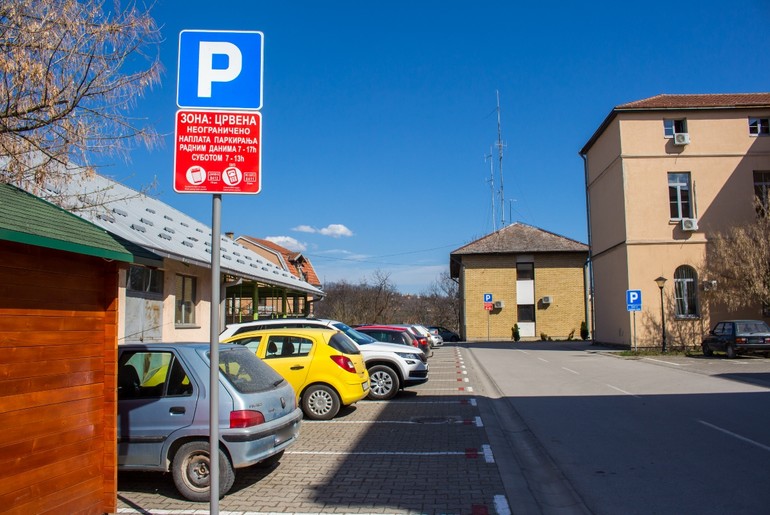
[702,344,713,357]
[368,365,400,400]
[172,441,235,502]
[726,344,737,359]
[301,384,341,420]
[256,449,284,468]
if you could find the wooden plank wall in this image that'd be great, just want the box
[0,241,119,515]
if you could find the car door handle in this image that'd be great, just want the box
[290,365,305,370]
[170,406,186,415]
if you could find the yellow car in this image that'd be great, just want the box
[222,328,370,420]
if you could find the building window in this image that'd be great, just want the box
[754,171,770,212]
[175,275,196,325]
[674,265,698,318]
[516,262,534,280]
[517,305,535,322]
[668,172,692,219]
[127,265,164,294]
[749,118,770,136]
[664,119,688,138]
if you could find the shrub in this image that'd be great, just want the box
[512,324,520,342]
[580,321,589,340]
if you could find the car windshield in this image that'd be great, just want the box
[328,332,361,354]
[209,347,286,393]
[738,321,770,334]
[332,322,378,345]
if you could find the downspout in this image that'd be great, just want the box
[579,151,596,341]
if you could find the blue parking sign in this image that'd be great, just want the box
[177,30,264,110]
[626,289,642,311]
[483,293,493,303]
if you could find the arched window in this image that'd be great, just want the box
[674,265,698,317]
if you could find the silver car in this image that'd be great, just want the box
[118,343,302,501]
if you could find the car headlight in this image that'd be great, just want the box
[396,352,422,360]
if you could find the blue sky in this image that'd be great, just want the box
[112,1,770,293]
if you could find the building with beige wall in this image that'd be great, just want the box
[450,223,589,341]
[580,93,770,349]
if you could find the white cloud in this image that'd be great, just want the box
[265,236,307,252]
[292,223,353,238]
[319,224,353,238]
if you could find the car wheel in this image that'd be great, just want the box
[368,365,400,400]
[256,450,284,469]
[702,344,713,357]
[301,384,340,420]
[726,344,737,359]
[172,441,235,502]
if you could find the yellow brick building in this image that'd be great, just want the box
[450,223,589,341]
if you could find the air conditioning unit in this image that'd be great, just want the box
[681,218,699,231]
[493,300,504,309]
[673,133,690,145]
[542,296,553,305]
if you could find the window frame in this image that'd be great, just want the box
[749,117,770,136]
[664,119,688,138]
[668,172,693,220]
[127,265,164,296]
[175,274,197,326]
[674,265,699,319]
[517,305,535,323]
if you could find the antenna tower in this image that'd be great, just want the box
[496,90,506,227]
[485,148,495,231]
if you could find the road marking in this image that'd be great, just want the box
[606,383,641,398]
[643,357,683,366]
[288,450,481,457]
[494,494,512,515]
[482,444,494,463]
[304,418,482,426]
[514,349,529,354]
[475,416,484,427]
[364,398,477,405]
[562,367,579,375]
[699,420,770,452]
[537,357,549,363]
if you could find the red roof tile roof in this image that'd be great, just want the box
[616,93,770,110]
[236,236,322,287]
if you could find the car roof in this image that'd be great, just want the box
[224,327,340,338]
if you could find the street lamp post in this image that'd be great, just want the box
[655,276,667,353]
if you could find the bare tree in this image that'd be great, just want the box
[0,0,162,194]
[701,199,770,312]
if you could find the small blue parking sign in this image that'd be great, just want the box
[177,30,264,110]
[626,289,642,311]
[483,293,493,303]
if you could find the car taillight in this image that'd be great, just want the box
[330,355,357,373]
[230,410,265,428]
[736,337,748,344]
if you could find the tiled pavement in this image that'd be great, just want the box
[116,345,514,515]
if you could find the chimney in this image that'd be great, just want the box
[225,232,234,240]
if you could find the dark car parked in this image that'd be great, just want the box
[355,325,431,359]
[428,325,461,342]
[702,320,770,358]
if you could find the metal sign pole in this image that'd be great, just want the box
[209,194,222,513]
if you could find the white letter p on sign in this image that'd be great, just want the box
[198,41,243,97]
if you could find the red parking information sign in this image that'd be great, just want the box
[173,109,262,194]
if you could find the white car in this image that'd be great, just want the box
[220,318,428,400]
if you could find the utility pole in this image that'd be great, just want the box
[496,90,506,228]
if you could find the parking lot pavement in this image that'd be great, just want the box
[116,345,514,515]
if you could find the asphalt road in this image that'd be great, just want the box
[466,341,770,515]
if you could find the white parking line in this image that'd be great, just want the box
[287,450,471,456]
[643,357,683,366]
[699,420,770,452]
[482,444,494,463]
[537,357,549,363]
[606,383,641,398]
[562,367,579,375]
[494,494,512,515]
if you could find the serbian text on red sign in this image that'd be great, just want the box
[173,110,262,194]
[484,303,493,311]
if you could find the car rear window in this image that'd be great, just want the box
[328,333,360,355]
[332,322,378,344]
[214,347,287,393]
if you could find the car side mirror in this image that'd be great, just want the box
[709,330,716,335]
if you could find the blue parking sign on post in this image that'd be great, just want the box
[177,30,264,110]
[626,289,642,311]
[484,293,493,303]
